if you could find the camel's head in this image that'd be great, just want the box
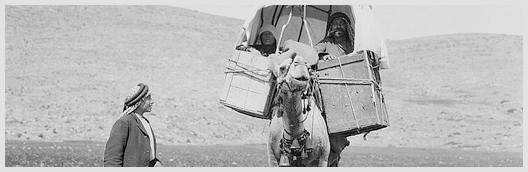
[276,55,311,95]
[274,55,311,127]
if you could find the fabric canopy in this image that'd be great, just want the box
[237,5,389,69]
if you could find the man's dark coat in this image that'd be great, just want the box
[104,113,157,167]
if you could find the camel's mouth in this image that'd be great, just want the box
[284,76,309,92]
[276,55,310,93]
[293,74,309,82]
[291,76,309,87]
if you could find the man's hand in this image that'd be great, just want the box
[236,45,249,51]
[322,54,337,61]
[249,48,262,56]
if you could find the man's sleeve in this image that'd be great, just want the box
[378,38,390,69]
[103,119,129,167]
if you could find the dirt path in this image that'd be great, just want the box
[5,140,522,167]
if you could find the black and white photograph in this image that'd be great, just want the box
[1,0,526,168]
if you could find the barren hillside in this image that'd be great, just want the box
[4,5,523,152]
[373,34,523,152]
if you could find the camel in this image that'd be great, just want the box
[267,54,330,167]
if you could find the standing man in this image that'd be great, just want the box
[314,12,355,167]
[104,83,162,167]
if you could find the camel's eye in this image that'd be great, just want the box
[279,65,289,74]
[293,61,299,65]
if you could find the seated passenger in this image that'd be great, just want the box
[315,12,354,61]
[314,12,354,167]
[236,25,278,57]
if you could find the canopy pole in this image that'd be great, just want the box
[276,6,294,53]
[302,5,315,48]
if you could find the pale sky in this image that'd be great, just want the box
[173,3,524,41]
[2,0,525,40]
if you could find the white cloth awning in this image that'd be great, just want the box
[238,5,390,69]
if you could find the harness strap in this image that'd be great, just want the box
[281,129,310,154]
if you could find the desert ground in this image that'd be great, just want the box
[5,140,522,167]
[4,5,523,167]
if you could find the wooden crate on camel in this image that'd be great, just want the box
[219,50,275,119]
[317,51,389,137]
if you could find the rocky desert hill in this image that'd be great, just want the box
[4,5,523,152]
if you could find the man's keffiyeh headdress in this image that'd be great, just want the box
[122,83,151,116]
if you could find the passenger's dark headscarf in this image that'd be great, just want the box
[252,24,277,56]
[325,12,355,43]
[258,25,278,46]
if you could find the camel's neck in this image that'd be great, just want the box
[281,92,306,139]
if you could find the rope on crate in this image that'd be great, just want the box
[317,77,382,91]
[224,59,270,82]
[337,56,361,133]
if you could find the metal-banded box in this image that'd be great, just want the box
[317,51,389,137]
[219,50,276,119]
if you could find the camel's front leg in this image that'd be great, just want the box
[315,139,330,167]
[268,114,283,167]
[318,157,328,167]
[267,143,279,167]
